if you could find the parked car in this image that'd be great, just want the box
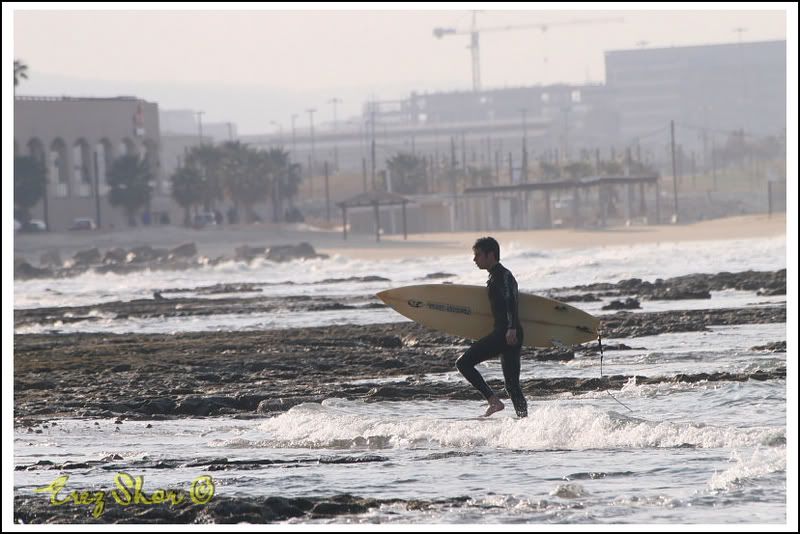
[192,213,217,229]
[69,218,96,231]
[22,219,47,232]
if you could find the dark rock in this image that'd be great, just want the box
[235,245,267,261]
[602,298,641,310]
[73,248,101,266]
[14,259,53,279]
[39,250,62,268]
[168,242,197,259]
[127,246,167,263]
[750,341,786,352]
[266,243,328,262]
[103,248,127,264]
[423,272,456,280]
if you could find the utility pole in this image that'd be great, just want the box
[306,108,317,194]
[270,121,283,144]
[195,111,205,143]
[520,108,528,182]
[328,97,341,171]
[324,161,331,222]
[370,102,376,190]
[93,151,102,228]
[291,114,298,157]
[733,26,748,131]
[670,120,679,223]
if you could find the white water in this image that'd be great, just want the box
[13,235,788,524]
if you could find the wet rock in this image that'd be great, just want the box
[532,347,575,361]
[14,259,53,279]
[127,246,167,263]
[750,341,786,352]
[101,248,127,264]
[422,272,456,280]
[602,298,641,310]
[646,285,711,300]
[39,250,63,268]
[266,242,328,262]
[552,293,602,302]
[73,248,101,266]
[235,245,267,261]
[168,242,197,259]
[137,397,177,415]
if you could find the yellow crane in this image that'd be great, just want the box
[434,12,624,91]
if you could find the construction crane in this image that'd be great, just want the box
[434,12,624,92]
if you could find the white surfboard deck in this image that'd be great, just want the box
[377,284,599,348]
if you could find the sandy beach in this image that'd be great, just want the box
[12,213,787,265]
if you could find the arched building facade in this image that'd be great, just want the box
[14,96,179,231]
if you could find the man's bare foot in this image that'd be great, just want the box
[483,397,505,417]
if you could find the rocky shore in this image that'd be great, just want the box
[13,268,787,524]
[14,305,785,422]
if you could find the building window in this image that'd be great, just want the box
[571,90,582,103]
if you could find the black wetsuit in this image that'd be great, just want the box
[456,263,528,417]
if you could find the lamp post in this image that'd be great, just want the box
[307,108,317,193]
[270,121,283,145]
[328,97,342,171]
[195,111,205,143]
[520,108,528,181]
[291,114,298,157]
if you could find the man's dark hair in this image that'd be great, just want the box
[473,236,500,261]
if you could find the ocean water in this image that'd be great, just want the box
[13,236,789,524]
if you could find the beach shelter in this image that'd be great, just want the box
[337,191,410,242]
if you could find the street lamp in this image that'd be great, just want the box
[520,108,528,181]
[195,111,205,143]
[291,114,298,157]
[270,121,283,145]
[306,108,317,177]
[328,97,342,171]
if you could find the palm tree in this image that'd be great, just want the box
[107,155,153,226]
[185,144,225,210]
[14,60,29,87]
[14,155,46,224]
[386,152,429,194]
[171,166,205,226]
[221,143,271,223]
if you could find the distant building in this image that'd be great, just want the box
[14,96,179,231]
[160,109,237,143]
[249,39,785,176]
[605,40,786,144]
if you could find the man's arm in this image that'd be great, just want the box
[503,271,520,344]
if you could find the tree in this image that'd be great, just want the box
[562,161,594,180]
[220,142,271,223]
[597,160,624,176]
[464,165,493,188]
[386,152,428,194]
[538,161,561,181]
[185,144,225,210]
[261,147,292,222]
[171,166,205,226]
[14,60,29,87]
[14,155,46,224]
[107,155,153,226]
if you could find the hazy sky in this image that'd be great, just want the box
[8,4,793,134]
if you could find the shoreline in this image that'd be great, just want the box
[12,213,786,264]
[323,214,787,260]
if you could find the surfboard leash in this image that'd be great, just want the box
[597,332,634,413]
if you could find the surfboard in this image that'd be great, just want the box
[376,284,599,348]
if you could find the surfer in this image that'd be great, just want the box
[456,237,528,418]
